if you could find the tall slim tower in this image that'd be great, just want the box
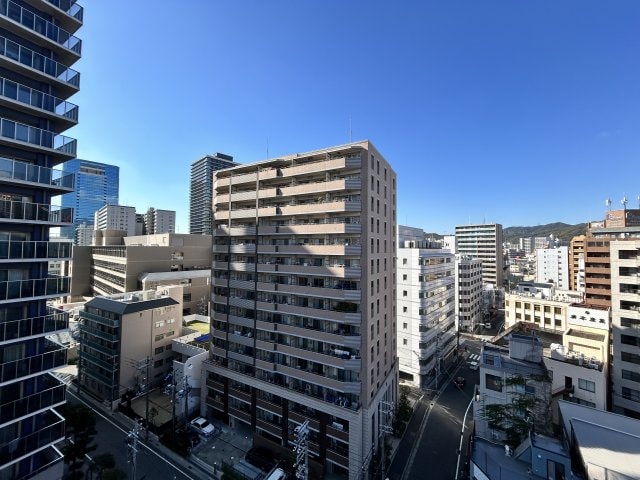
[0,1,82,478]
[189,153,237,235]
[455,223,504,287]
[205,141,397,479]
[59,159,119,243]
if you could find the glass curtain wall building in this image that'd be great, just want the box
[189,153,237,235]
[0,1,82,478]
[60,159,119,244]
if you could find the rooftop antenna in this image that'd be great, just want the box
[621,195,628,210]
[605,198,612,210]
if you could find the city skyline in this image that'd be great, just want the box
[71,1,639,233]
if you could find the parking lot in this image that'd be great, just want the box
[192,421,253,475]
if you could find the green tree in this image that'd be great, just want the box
[60,404,97,480]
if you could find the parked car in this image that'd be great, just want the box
[190,417,215,437]
[468,361,479,371]
[454,377,466,389]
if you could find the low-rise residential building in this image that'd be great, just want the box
[78,289,182,407]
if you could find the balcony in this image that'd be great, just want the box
[0,0,81,63]
[0,117,76,160]
[0,374,65,425]
[28,0,83,32]
[0,240,71,263]
[0,200,73,225]
[256,418,282,438]
[0,157,74,193]
[0,309,68,343]
[0,341,66,383]
[79,311,120,328]
[81,349,117,372]
[78,324,118,342]
[0,275,70,303]
[0,409,65,466]
[0,77,79,130]
[0,35,79,97]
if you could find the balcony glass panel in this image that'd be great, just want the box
[0,77,79,121]
[46,0,83,22]
[0,0,82,54]
[0,377,65,424]
[0,117,76,156]
[0,275,70,301]
[0,411,65,464]
[0,36,79,87]
[0,310,68,342]
[0,342,66,383]
[0,200,73,224]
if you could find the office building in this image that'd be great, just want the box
[569,235,585,292]
[455,223,504,287]
[0,1,82,477]
[189,153,237,235]
[144,207,175,235]
[78,289,181,406]
[69,233,211,312]
[205,141,397,479]
[397,226,455,388]
[94,204,136,236]
[535,247,569,290]
[59,159,119,242]
[455,255,483,332]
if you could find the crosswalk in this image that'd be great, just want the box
[467,354,480,361]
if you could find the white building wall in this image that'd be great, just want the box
[536,247,569,290]
[455,255,483,332]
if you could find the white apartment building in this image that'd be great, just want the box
[206,141,397,479]
[610,238,640,419]
[455,255,483,332]
[455,223,504,287]
[145,207,176,234]
[397,228,455,388]
[94,204,137,235]
[536,247,570,290]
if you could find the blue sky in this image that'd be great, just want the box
[68,1,640,234]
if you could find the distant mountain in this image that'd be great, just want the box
[503,222,587,244]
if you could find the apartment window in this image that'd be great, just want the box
[403,290,408,297]
[621,351,640,365]
[154,360,163,368]
[622,387,640,403]
[371,218,374,232]
[403,338,407,346]
[403,274,407,281]
[167,318,175,324]
[155,320,165,328]
[578,379,596,393]
[155,334,164,342]
[154,346,164,354]
[622,369,640,383]
[554,307,562,315]
[370,324,374,340]
[621,335,640,347]
[486,374,503,392]
[403,258,407,265]
[403,322,407,329]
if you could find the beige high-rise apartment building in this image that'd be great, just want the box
[569,235,586,291]
[455,223,504,287]
[204,141,397,479]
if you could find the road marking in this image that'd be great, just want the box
[468,354,480,361]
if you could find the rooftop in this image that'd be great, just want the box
[84,294,178,315]
[472,438,543,480]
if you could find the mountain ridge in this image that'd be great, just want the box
[503,222,587,244]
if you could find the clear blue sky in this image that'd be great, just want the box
[68,1,640,234]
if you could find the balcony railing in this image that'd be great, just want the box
[0,76,78,123]
[0,376,65,424]
[0,275,70,302]
[0,35,79,89]
[0,310,68,342]
[0,411,65,464]
[0,117,77,157]
[0,200,73,224]
[78,324,118,342]
[1,0,81,55]
[0,240,71,262]
[0,342,66,383]
[46,0,83,23]
[0,157,74,190]
[79,311,120,328]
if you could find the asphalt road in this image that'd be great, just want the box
[388,340,482,480]
[66,391,199,480]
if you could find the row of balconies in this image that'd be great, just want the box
[214,155,361,189]
[213,243,361,256]
[0,409,65,466]
[216,176,361,204]
[214,200,361,221]
[0,35,79,98]
[0,309,67,343]
[0,341,66,384]
[0,275,70,303]
[0,116,76,160]
[212,260,361,279]
[0,157,74,193]
[0,239,71,263]
[44,0,83,29]
[0,200,72,225]
[215,222,361,237]
[0,0,81,62]
[0,373,65,426]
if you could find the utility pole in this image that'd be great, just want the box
[293,420,309,480]
[135,357,152,440]
[378,401,394,480]
[183,374,191,424]
[126,421,141,480]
